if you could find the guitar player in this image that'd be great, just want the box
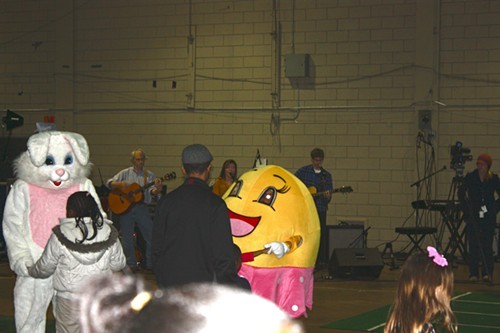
[107,148,162,273]
[295,148,334,270]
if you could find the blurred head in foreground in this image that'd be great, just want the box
[78,273,303,333]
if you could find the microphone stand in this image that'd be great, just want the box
[1,129,13,162]
[348,226,371,248]
[252,149,261,168]
[410,165,447,188]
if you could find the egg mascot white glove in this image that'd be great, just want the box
[264,241,290,259]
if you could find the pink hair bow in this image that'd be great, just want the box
[427,246,448,267]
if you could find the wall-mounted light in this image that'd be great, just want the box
[2,110,24,131]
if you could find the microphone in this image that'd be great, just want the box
[252,149,261,168]
[229,172,234,180]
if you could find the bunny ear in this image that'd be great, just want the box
[27,131,52,166]
[63,132,90,165]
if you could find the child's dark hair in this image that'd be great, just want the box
[233,243,242,271]
[67,191,103,244]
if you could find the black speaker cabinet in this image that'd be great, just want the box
[328,224,365,256]
[329,248,384,280]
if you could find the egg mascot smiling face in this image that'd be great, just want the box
[223,165,320,318]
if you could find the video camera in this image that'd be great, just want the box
[450,141,472,176]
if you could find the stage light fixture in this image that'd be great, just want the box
[2,110,24,130]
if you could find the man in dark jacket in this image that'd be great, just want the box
[152,144,238,288]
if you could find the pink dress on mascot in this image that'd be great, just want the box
[2,131,104,333]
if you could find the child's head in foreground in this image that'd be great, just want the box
[384,246,457,333]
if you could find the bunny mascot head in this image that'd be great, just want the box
[13,131,92,188]
[2,130,104,333]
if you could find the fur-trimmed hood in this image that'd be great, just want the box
[54,217,119,265]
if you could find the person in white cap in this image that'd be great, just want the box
[152,144,239,288]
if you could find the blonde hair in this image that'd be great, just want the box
[384,252,457,333]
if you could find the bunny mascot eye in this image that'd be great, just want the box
[64,154,74,165]
[45,156,55,166]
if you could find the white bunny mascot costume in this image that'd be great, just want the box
[2,131,104,333]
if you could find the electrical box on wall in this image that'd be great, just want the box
[418,110,432,131]
[284,53,310,78]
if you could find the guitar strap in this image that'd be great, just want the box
[319,170,326,192]
[143,172,148,200]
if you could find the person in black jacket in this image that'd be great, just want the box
[152,144,239,288]
[459,153,500,282]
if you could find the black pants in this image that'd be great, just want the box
[466,219,495,278]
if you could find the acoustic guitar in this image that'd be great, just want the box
[108,171,176,215]
[308,185,353,197]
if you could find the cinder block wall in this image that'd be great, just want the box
[1,0,499,251]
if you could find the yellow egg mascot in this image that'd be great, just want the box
[223,165,320,318]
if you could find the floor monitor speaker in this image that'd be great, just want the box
[329,248,383,280]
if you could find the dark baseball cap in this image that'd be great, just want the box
[182,144,213,164]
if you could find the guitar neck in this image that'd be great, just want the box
[312,187,350,197]
[317,188,338,194]
[131,172,175,195]
[142,180,156,191]
[131,176,164,195]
